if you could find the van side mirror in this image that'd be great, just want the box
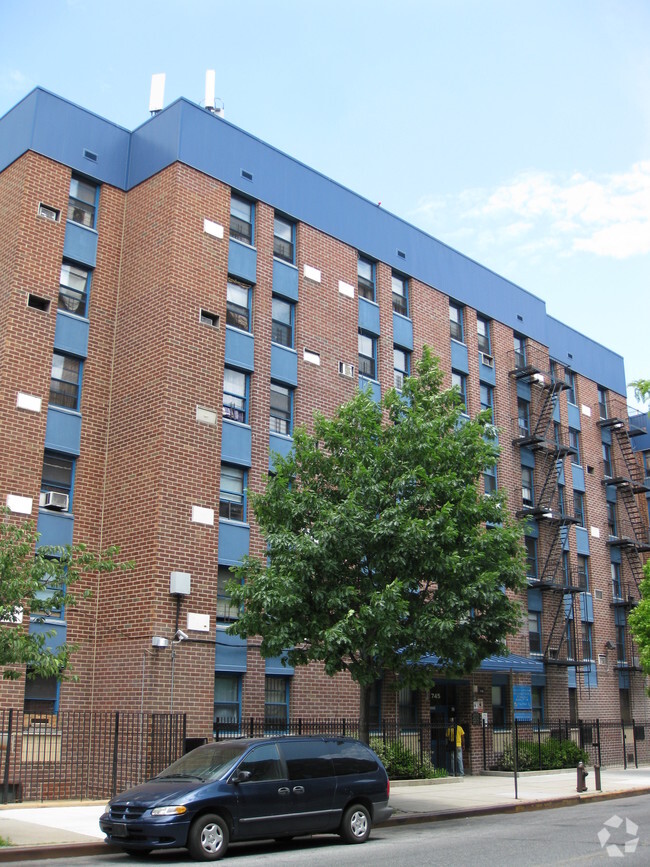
[230,769,252,784]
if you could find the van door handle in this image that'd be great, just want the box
[292,786,305,795]
[278,787,290,795]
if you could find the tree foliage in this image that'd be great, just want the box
[228,350,525,738]
[629,561,650,682]
[0,509,133,681]
[630,378,650,406]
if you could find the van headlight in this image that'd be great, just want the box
[151,805,187,816]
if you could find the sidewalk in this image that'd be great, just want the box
[0,766,649,861]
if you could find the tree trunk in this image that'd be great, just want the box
[359,682,372,745]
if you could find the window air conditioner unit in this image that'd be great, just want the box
[479,352,494,368]
[338,361,354,378]
[533,373,545,384]
[38,203,60,222]
[598,654,607,666]
[42,491,69,511]
[548,648,559,659]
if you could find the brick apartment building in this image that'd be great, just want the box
[1,88,649,770]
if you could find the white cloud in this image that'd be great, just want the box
[0,70,30,93]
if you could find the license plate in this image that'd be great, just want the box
[112,823,128,838]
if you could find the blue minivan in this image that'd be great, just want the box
[100,736,392,861]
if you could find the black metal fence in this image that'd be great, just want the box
[1,709,186,804]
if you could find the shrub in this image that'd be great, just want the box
[370,738,446,780]
[499,737,589,771]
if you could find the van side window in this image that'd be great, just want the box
[280,740,335,780]
[331,742,378,776]
[238,743,283,781]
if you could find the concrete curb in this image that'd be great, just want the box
[1,786,649,862]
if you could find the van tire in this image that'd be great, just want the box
[188,813,229,861]
[340,804,371,843]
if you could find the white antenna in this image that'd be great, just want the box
[149,73,166,115]
[205,69,225,117]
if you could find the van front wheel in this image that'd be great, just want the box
[340,804,371,844]
[188,813,229,861]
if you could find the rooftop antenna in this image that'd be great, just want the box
[149,73,166,115]
[204,69,224,117]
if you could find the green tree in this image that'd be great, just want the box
[228,349,525,742]
[0,509,132,681]
[628,376,650,687]
[630,379,650,405]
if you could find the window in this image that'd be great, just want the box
[358,331,376,379]
[59,262,89,317]
[219,465,245,521]
[484,465,497,495]
[398,686,418,728]
[557,483,566,516]
[531,686,544,725]
[477,316,491,354]
[217,566,239,621]
[449,302,463,342]
[517,398,530,437]
[582,622,593,661]
[41,452,74,503]
[49,353,81,410]
[603,442,613,478]
[223,368,248,423]
[491,682,508,728]
[607,501,618,537]
[513,334,526,369]
[357,256,375,301]
[392,273,408,316]
[521,466,534,508]
[226,281,251,331]
[239,744,284,781]
[270,383,292,436]
[577,554,589,590]
[24,674,58,714]
[569,429,581,464]
[271,296,293,347]
[611,562,622,599]
[528,611,542,655]
[451,371,466,410]
[574,490,585,526]
[265,676,290,732]
[565,369,577,404]
[68,176,97,228]
[393,346,409,390]
[616,626,626,663]
[214,675,240,735]
[566,619,574,659]
[480,384,494,419]
[598,386,608,420]
[524,536,538,580]
[273,214,294,262]
[230,195,253,244]
[562,551,570,586]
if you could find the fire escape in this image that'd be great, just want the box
[509,347,584,669]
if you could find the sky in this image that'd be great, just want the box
[1,0,649,407]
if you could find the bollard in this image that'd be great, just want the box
[594,763,602,791]
[576,761,589,793]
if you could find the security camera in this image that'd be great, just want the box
[175,629,189,641]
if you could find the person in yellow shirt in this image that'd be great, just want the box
[446,716,465,776]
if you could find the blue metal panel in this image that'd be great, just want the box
[224,327,255,371]
[572,464,585,491]
[567,403,581,430]
[580,593,594,622]
[450,340,469,374]
[28,619,66,651]
[0,90,36,173]
[548,317,626,395]
[393,313,413,350]
[228,239,257,284]
[479,357,496,386]
[221,420,252,467]
[63,222,98,268]
[531,673,546,687]
[575,526,590,556]
[561,525,570,551]
[584,663,598,689]
[564,595,574,618]
[618,670,630,689]
[601,427,612,445]
[272,259,299,302]
[215,628,247,673]
[527,588,543,612]
[269,433,294,470]
[516,380,531,401]
[520,448,535,469]
[610,547,622,564]
[557,461,565,486]
[552,399,560,422]
[568,667,577,688]
[54,312,89,358]
[265,653,295,675]
[217,520,250,565]
[36,509,74,547]
[45,407,82,456]
[614,607,627,627]
[358,298,381,336]
[359,376,381,402]
[270,344,298,386]
[524,520,539,538]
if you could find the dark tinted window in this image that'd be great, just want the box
[331,741,378,776]
[280,740,335,780]
[238,743,284,782]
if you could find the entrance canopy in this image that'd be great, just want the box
[417,652,544,675]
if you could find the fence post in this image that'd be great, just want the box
[111,713,120,798]
[513,719,519,800]
[596,719,602,768]
[621,719,627,769]
[537,721,542,770]
[482,718,487,770]
[1,710,13,805]
[632,719,638,769]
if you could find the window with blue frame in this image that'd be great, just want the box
[577,554,589,590]
[59,261,89,317]
[392,273,408,316]
[598,386,608,420]
[565,369,577,404]
[531,686,544,724]
[49,353,81,410]
[273,214,294,263]
[214,674,241,735]
[566,620,574,660]
[524,536,537,580]
[24,673,58,714]
[41,451,74,509]
[491,682,508,729]
[528,611,542,655]
[226,281,251,331]
[611,562,622,599]
[582,622,593,661]
[451,371,466,411]
[222,367,248,423]
[521,466,534,508]
[265,676,290,732]
[230,195,253,245]
[449,302,463,342]
[616,625,626,663]
[217,566,239,621]
[557,484,566,516]
[517,397,530,437]
[270,383,292,436]
[393,346,409,390]
[358,331,377,380]
[574,490,585,526]
[68,175,97,228]
[513,333,526,369]
[480,383,494,419]
[477,315,491,354]
[357,256,375,301]
[603,442,613,478]
[271,296,293,347]
[562,551,570,586]
[607,501,618,537]
[219,465,246,521]
[484,465,497,495]
[569,428,581,463]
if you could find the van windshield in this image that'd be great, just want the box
[156,743,248,782]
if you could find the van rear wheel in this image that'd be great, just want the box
[187,813,229,861]
[340,804,371,843]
